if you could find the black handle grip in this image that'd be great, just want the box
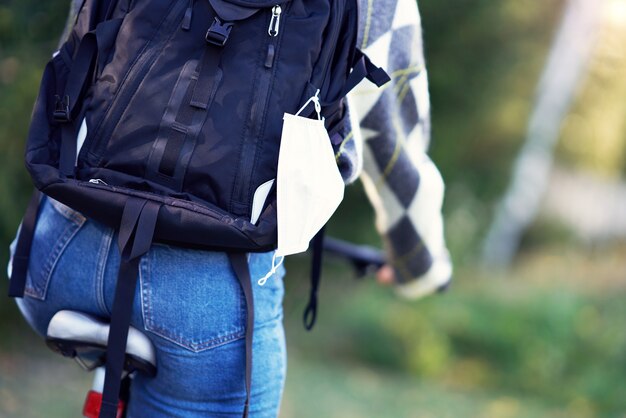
[322,237,386,278]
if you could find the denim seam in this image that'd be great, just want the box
[139,256,151,338]
[24,217,84,300]
[254,310,284,331]
[142,304,247,352]
[95,227,114,316]
[146,326,246,353]
[48,197,87,224]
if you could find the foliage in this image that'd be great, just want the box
[0,0,70,294]
[283,249,626,416]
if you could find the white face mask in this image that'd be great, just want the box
[258,91,345,285]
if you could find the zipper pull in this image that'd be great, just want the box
[182,0,195,30]
[268,5,282,37]
[265,44,275,68]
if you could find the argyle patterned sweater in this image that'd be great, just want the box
[63,0,452,298]
[345,0,452,297]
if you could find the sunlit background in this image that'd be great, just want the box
[1,0,626,417]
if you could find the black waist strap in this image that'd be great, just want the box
[99,198,161,418]
[228,252,254,418]
[99,202,254,418]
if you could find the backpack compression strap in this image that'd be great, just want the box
[56,0,122,176]
[56,31,98,175]
[340,48,390,98]
[99,198,161,418]
[145,19,227,189]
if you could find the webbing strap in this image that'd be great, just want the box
[59,0,124,175]
[158,126,188,177]
[8,190,42,298]
[60,123,80,176]
[190,45,224,110]
[99,199,161,418]
[65,34,98,121]
[338,49,390,99]
[148,46,223,187]
[58,31,98,176]
[228,253,254,418]
[103,0,120,21]
[303,227,325,330]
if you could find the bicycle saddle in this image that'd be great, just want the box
[46,310,157,377]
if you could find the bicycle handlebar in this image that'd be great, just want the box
[322,237,386,278]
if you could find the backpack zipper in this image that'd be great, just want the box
[79,0,189,166]
[231,4,286,215]
[79,179,227,221]
[264,5,281,68]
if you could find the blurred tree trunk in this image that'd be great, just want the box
[481,0,601,267]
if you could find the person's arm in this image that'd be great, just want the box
[347,0,452,298]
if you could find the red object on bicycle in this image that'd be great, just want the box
[83,390,125,418]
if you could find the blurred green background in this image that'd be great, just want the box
[1,0,626,417]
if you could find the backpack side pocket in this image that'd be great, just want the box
[25,48,72,187]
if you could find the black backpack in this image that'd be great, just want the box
[9,0,389,416]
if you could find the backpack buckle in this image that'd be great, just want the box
[53,94,71,122]
[205,18,233,46]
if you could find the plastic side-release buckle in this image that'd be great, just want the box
[205,17,234,46]
[53,94,71,122]
[83,390,125,418]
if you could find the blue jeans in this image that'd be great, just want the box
[9,196,287,417]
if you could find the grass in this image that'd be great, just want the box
[282,350,576,418]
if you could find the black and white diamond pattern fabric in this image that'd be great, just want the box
[344,0,452,297]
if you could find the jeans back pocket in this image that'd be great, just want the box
[140,245,246,352]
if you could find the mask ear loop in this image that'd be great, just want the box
[258,252,285,285]
[295,89,323,121]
